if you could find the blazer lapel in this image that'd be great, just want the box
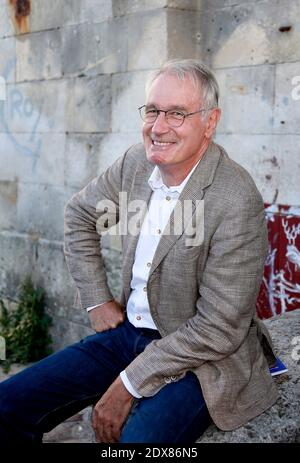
[149,142,222,277]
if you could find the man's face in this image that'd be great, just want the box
[142,73,220,170]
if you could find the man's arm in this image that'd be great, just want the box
[124,190,268,396]
[64,154,124,309]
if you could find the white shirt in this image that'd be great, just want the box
[87,161,200,397]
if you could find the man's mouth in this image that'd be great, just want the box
[151,140,176,147]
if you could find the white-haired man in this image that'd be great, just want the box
[0,59,278,443]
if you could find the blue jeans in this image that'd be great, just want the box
[0,318,211,443]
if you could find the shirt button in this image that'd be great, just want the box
[147,262,151,267]
[143,287,147,292]
[166,196,171,201]
[136,315,141,321]
[157,229,161,235]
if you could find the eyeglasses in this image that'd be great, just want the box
[138,105,213,128]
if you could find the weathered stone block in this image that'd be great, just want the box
[188,0,261,11]
[167,9,201,60]
[215,64,275,134]
[112,0,167,16]
[16,30,62,81]
[28,0,64,33]
[127,10,168,71]
[0,37,16,83]
[0,231,34,298]
[167,0,200,10]
[49,317,94,352]
[65,132,142,245]
[273,62,300,134]
[66,75,111,133]
[196,0,300,69]
[64,0,113,26]
[0,0,14,39]
[16,182,75,241]
[62,18,127,77]
[96,132,142,172]
[32,238,77,316]
[78,0,113,23]
[0,134,17,182]
[64,133,104,190]
[215,133,300,205]
[111,70,149,133]
[0,132,65,187]
[0,178,18,230]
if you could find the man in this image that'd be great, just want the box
[0,59,279,443]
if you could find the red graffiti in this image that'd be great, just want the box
[257,204,300,319]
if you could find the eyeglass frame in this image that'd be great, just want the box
[138,105,214,128]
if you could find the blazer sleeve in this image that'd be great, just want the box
[64,154,124,309]
[124,189,269,396]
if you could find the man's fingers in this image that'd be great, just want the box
[92,408,101,442]
[92,405,116,443]
[102,424,117,443]
[92,312,125,333]
[111,422,121,443]
[96,419,118,444]
[92,412,121,443]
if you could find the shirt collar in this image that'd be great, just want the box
[148,159,201,195]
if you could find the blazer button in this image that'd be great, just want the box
[164,377,172,384]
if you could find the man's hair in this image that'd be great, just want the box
[146,59,219,110]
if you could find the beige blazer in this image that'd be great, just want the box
[64,142,279,431]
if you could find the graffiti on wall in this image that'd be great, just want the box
[257,204,300,319]
[0,59,43,171]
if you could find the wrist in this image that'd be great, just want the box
[86,300,114,312]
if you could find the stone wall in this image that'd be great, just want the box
[0,0,299,350]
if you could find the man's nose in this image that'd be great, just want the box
[151,111,170,133]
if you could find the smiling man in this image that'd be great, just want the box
[0,59,279,443]
[142,72,219,185]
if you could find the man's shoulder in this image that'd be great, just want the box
[122,143,150,171]
[213,142,263,204]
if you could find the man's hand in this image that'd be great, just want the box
[92,376,135,443]
[88,300,125,332]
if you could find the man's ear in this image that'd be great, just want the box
[205,108,221,138]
